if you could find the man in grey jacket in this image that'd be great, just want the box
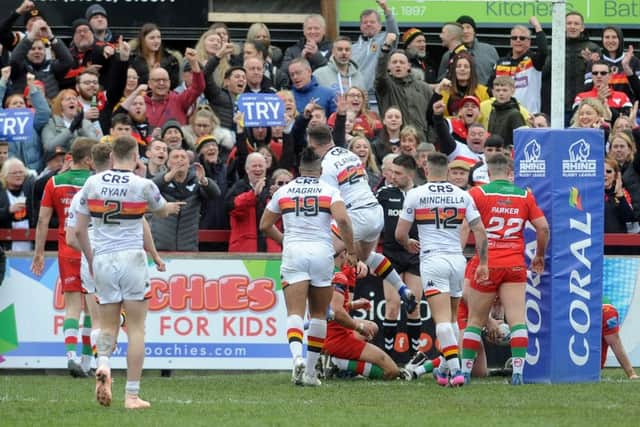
[375,33,433,135]
[313,37,366,96]
[150,148,220,251]
[351,0,399,110]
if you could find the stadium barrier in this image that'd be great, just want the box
[1,247,639,371]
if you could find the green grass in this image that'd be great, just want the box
[0,369,638,427]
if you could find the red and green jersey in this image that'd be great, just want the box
[468,179,545,268]
[41,169,92,259]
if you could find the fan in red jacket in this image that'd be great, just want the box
[225,152,282,252]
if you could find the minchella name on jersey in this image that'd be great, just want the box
[419,195,465,205]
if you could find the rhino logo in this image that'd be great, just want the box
[568,139,590,162]
[523,139,541,161]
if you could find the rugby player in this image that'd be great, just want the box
[306,125,418,313]
[74,136,182,408]
[396,152,488,386]
[260,148,357,386]
[460,154,549,385]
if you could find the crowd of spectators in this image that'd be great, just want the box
[1,0,640,254]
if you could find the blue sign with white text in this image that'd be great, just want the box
[515,128,603,384]
[237,94,286,127]
[0,109,34,144]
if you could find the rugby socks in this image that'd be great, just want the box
[332,357,384,379]
[365,252,406,294]
[382,319,397,354]
[510,324,528,376]
[406,318,422,353]
[436,322,461,372]
[437,355,449,374]
[63,318,79,360]
[286,315,304,359]
[80,315,93,371]
[461,325,483,374]
[451,322,460,343]
[414,357,441,378]
[306,318,326,377]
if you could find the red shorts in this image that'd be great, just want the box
[466,257,527,293]
[457,298,468,330]
[601,304,620,368]
[59,256,82,293]
[323,323,367,360]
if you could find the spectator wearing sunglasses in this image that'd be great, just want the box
[573,61,632,124]
[488,16,547,114]
[604,157,635,235]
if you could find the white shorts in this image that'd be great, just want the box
[93,249,150,304]
[349,204,383,243]
[80,255,96,294]
[420,253,466,298]
[281,242,333,288]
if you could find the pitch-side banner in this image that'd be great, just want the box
[515,128,604,383]
[0,256,291,370]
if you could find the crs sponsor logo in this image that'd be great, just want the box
[519,139,546,177]
[562,139,596,177]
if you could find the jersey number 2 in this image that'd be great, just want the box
[102,200,122,225]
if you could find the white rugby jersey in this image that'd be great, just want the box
[76,169,166,256]
[400,181,480,255]
[266,176,343,248]
[66,190,94,243]
[321,146,378,210]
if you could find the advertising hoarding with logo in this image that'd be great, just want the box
[339,1,640,26]
[515,128,604,383]
[3,250,640,371]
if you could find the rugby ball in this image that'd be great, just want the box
[485,323,511,347]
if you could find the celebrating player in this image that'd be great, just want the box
[306,125,417,312]
[396,152,488,386]
[31,138,97,377]
[74,136,182,408]
[460,154,549,385]
[260,148,357,386]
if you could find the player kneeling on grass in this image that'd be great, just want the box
[322,250,406,380]
[260,148,357,387]
[74,136,182,408]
